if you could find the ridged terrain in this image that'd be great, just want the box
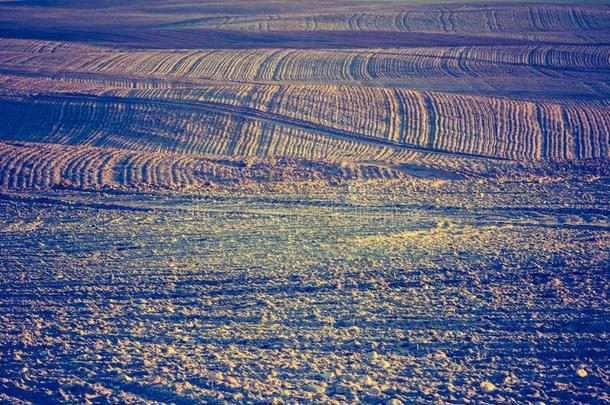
[3,42,609,83]
[1,2,610,404]
[7,140,559,191]
[1,83,608,162]
[196,4,610,37]
[0,1,607,187]
[2,41,609,100]
[0,141,416,190]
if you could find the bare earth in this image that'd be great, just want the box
[0,0,609,403]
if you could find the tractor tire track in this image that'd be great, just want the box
[21,93,511,162]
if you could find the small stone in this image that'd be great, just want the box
[554,381,569,390]
[361,376,376,386]
[386,399,403,405]
[181,381,194,391]
[503,374,517,385]
[366,351,379,362]
[480,381,496,393]
[377,359,391,369]
[322,316,335,324]
[434,351,447,359]
[114,373,133,383]
[225,376,239,388]
[148,375,161,384]
[306,383,326,394]
[575,368,588,378]
[211,371,224,382]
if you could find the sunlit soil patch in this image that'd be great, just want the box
[0,180,608,403]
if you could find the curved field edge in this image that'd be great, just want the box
[1,88,609,162]
[0,141,607,194]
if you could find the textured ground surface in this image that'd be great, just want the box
[0,0,609,403]
[0,1,609,169]
[1,180,609,404]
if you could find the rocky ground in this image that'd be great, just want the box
[0,178,608,404]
